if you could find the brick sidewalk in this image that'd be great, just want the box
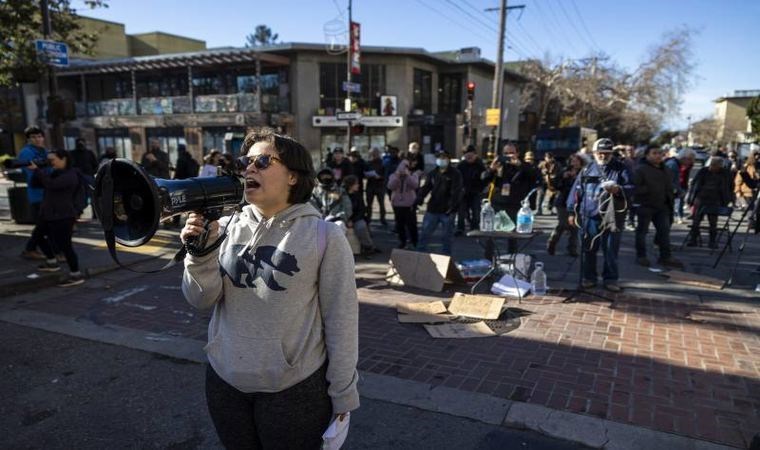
[358,287,759,448]
[12,268,760,448]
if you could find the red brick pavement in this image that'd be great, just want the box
[17,281,760,448]
[357,287,760,448]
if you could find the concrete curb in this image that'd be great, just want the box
[0,308,738,450]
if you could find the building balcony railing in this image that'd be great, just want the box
[75,93,287,118]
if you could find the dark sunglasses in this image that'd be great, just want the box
[237,154,284,170]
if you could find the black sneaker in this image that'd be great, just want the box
[58,274,84,287]
[37,261,61,272]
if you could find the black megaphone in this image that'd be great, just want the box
[93,158,244,247]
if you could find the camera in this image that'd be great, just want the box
[3,157,49,169]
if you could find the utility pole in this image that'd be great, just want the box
[41,0,62,148]
[486,3,524,156]
[345,0,353,151]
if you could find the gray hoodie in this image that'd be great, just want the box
[182,202,359,413]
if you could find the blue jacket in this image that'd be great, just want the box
[567,158,634,227]
[18,144,47,204]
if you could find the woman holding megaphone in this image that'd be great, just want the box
[180,128,359,449]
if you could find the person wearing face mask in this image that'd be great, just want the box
[415,151,462,255]
[310,168,352,233]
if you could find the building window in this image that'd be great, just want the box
[438,74,462,114]
[319,63,386,115]
[146,127,186,168]
[137,73,188,98]
[320,128,387,158]
[202,126,245,156]
[413,69,432,114]
[96,128,131,159]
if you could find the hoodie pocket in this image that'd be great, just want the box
[205,332,295,392]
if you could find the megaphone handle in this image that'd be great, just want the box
[185,218,211,253]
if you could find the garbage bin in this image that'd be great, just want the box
[8,186,36,224]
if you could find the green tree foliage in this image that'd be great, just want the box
[747,95,760,138]
[245,25,279,48]
[0,0,107,86]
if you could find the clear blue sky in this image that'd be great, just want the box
[76,0,759,130]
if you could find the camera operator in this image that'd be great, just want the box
[735,150,758,210]
[686,156,734,248]
[18,126,49,260]
[310,168,352,233]
[180,129,358,448]
[546,152,585,257]
[567,138,634,292]
[481,143,538,252]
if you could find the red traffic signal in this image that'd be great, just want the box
[466,81,475,101]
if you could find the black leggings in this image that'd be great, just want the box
[38,218,78,272]
[205,363,333,450]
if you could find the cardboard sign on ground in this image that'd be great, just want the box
[387,249,465,292]
[663,270,725,290]
[396,301,448,315]
[423,322,497,338]
[397,313,455,323]
[447,293,505,320]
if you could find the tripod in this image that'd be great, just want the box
[563,175,615,303]
[719,189,759,287]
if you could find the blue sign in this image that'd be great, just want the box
[342,81,361,94]
[35,40,69,67]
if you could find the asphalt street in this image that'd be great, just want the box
[0,321,589,450]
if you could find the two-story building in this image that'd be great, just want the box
[15,17,527,169]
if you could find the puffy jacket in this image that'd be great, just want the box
[34,167,79,221]
[634,159,674,210]
[387,160,421,207]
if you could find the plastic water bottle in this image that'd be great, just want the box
[531,262,547,296]
[516,201,534,233]
[480,200,495,232]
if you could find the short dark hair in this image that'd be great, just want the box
[645,144,661,155]
[49,148,71,169]
[342,175,359,190]
[241,128,316,204]
[24,126,43,138]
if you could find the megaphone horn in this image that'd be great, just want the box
[93,158,244,247]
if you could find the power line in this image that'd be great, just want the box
[541,0,582,55]
[569,0,602,51]
[554,0,596,53]
[442,0,499,34]
[413,0,497,43]
[531,0,578,56]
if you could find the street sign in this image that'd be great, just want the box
[336,112,362,121]
[341,81,361,93]
[35,40,69,67]
[486,108,501,126]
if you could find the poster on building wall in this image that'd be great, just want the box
[350,22,361,75]
[380,95,397,116]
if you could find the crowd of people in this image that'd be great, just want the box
[307,136,758,292]
[12,123,760,290]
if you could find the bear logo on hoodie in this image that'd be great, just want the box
[219,244,300,291]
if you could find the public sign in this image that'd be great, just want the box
[336,112,362,121]
[350,22,361,75]
[342,81,361,93]
[35,40,69,67]
[486,108,501,126]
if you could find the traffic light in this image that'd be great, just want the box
[466,81,476,101]
[351,123,365,135]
